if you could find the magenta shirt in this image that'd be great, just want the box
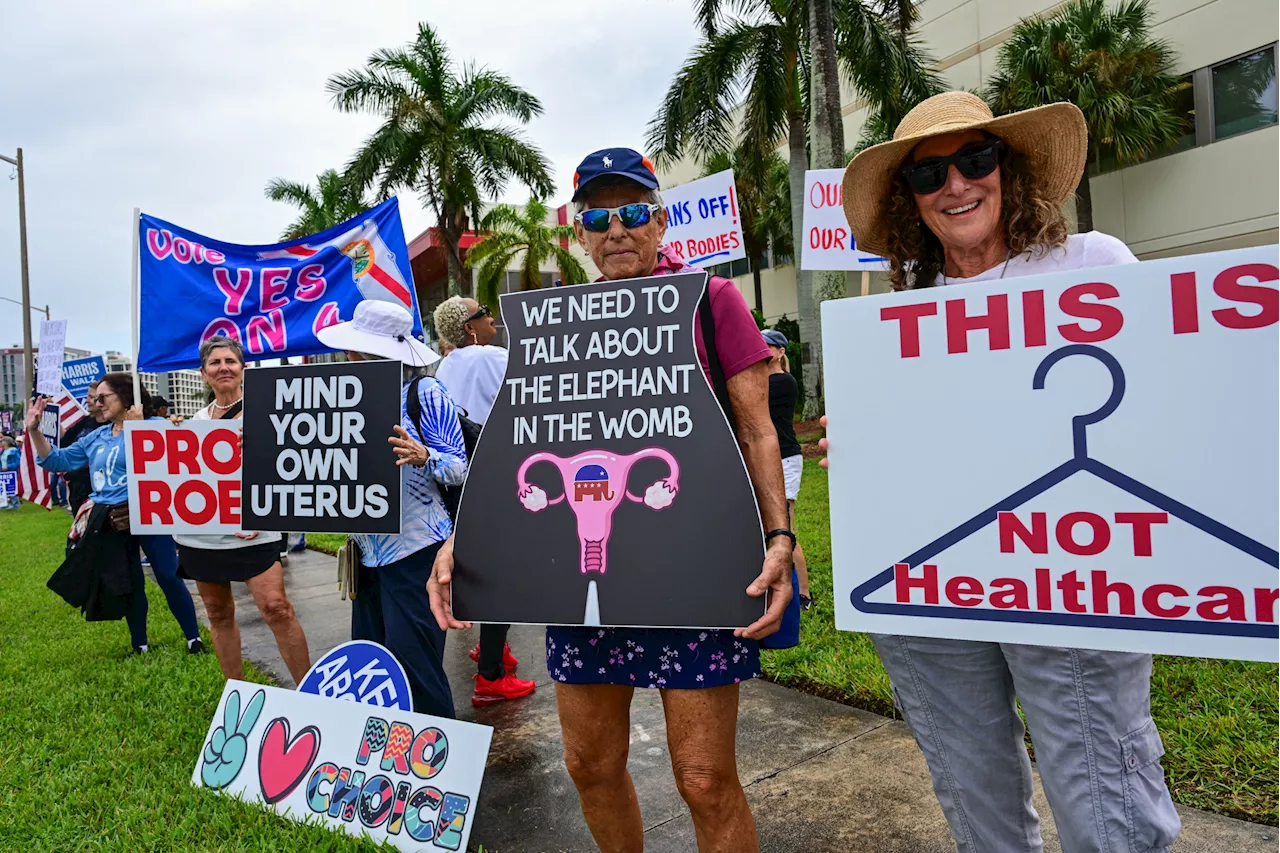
[598,246,771,385]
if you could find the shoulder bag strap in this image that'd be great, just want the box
[698,278,738,435]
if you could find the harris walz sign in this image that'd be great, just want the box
[243,360,401,534]
[452,272,765,628]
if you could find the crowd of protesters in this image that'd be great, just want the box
[0,88,1182,853]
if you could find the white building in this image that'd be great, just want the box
[648,0,1277,318]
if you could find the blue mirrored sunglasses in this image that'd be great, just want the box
[574,203,661,233]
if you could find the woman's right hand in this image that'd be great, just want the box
[817,415,829,469]
[427,536,472,631]
[24,397,47,432]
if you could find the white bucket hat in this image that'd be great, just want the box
[316,300,440,367]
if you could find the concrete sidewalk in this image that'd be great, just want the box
[190,548,1278,853]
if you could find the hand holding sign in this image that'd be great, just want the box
[200,687,265,789]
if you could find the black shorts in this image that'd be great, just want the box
[178,541,279,583]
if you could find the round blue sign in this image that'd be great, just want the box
[296,640,413,712]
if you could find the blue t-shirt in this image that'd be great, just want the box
[38,418,166,505]
[353,378,467,567]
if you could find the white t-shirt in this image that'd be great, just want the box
[434,344,509,426]
[173,403,282,551]
[931,231,1138,286]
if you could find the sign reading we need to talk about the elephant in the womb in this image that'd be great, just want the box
[451,272,767,629]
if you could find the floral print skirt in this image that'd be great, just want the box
[545,626,760,689]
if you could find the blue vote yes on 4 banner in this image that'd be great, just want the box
[296,640,413,712]
[137,197,424,373]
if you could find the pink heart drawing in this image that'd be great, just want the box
[258,717,321,805]
[589,639,598,646]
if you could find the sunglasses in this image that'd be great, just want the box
[901,140,1003,195]
[466,304,492,323]
[91,392,118,405]
[574,203,661,233]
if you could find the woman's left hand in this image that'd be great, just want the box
[123,404,144,422]
[234,531,260,541]
[389,425,427,467]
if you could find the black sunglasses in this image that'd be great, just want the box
[467,304,492,323]
[901,140,1003,195]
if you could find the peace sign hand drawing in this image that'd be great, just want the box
[200,688,266,789]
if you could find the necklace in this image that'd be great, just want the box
[210,395,243,411]
[943,250,1013,285]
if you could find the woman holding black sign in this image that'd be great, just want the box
[317,300,468,719]
[174,336,311,684]
[28,373,204,656]
[429,148,793,853]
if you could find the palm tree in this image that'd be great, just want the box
[647,0,940,415]
[700,147,792,313]
[327,22,555,295]
[984,0,1186,233]
[464,199,588,313]
[264,169,372,240]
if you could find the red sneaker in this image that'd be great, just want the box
[468,642,519,673]
[472,673,536,706]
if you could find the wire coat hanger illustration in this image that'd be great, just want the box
[849,344,1278,640]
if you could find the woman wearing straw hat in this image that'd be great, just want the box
[836,92,1181,853]
[317,299,468,718]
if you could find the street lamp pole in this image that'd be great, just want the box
[0,148,33,399]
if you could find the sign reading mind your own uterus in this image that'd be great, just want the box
[451,272,765,628]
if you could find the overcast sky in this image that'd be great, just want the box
[0,0,701,356]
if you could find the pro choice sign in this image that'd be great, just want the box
[800,169,886,271]
[125,420,244,534]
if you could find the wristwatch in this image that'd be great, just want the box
[765,528,797,548]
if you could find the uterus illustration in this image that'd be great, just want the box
[517,448,680,576]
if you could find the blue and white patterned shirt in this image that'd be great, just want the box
[353,378,467,567]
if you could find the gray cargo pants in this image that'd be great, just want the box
[872,634,1181,853]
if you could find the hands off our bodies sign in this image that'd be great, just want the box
[661,169,746,267]
[194,681,491,852]
[243,361,401,534]
[452,272,765,628]
[822,246,1279,661]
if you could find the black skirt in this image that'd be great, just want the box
[178,541,280,583]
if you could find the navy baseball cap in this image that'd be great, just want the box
[572,148,661,201]
[762,329,789,348]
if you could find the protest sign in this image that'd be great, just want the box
[661,170,747,267]
[61,356,106,408]
[0,411,12,434]
[193,681,491,852]
[452,272,766,627]
[0,471,17,497]
[243,360,401,534]
[800,169,887,271]
[298,641,413,712]
[36,320,67,396]
[822,246,1279,662]
[125,420,243,534]
[39,403,59,445]
[138,198,424,373]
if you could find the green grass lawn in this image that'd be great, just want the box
[761,460,1279,825]
[307,532,347,556]
[0,504,480,852]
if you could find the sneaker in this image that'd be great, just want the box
[131,644,150,655]
[468,642,519,673]
[471,672,536,707]
[188,638,208,655]
[798,594,814,612]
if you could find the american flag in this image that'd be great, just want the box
[19,389,86,509]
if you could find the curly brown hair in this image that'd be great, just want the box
[881,144,1069,290]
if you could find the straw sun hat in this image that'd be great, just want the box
[842,91,1088,257]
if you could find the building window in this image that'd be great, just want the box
[1211,46,1278,140]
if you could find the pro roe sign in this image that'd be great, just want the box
[822,246,1279,662]
[125,420,243,534]
[800,169,886,271]
[661,169,746,267]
